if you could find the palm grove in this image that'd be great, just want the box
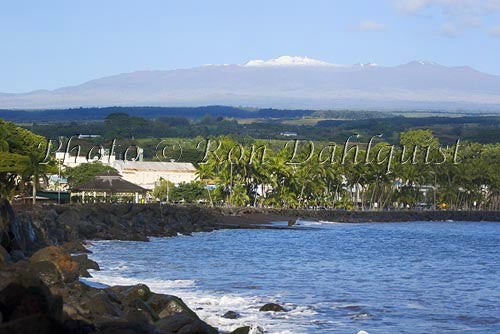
[1,118,499,210]
[192,134,499,210]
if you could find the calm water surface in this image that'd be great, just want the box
[85,221,500,334]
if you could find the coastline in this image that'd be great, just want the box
[12,203,500,241]
[1,200,499,333]
[211,207,500,227]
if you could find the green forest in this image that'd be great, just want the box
[1,106,499,211]
[21,111,499,146]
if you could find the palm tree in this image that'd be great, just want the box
[21,153,55,204]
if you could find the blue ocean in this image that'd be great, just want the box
[85,221,500,334]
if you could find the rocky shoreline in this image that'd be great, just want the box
[1,200,499,333]
[1,200,237,334]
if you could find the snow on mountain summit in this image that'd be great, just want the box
[401,60,440,67]
[1,57,498,110]
[354,62,379,67]
[243,56,341,67]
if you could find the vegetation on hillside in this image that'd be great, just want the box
[25,112,500,148]
[0,106,387,122]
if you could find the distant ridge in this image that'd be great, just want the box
[0,106,389,122]
[1,56,500,111]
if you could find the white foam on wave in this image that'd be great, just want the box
[85,269,318,334]
[86,271,197,289]
[83,239,368,333]
[318,220,342,224]
[294,220,343,227]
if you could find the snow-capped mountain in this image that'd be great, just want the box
[243,56,344,67]
[1,56,499,111]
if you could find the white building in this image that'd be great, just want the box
[280,132,298,137]
[55,151,197,190]
[112,160,197,190]
[55,151,116,168]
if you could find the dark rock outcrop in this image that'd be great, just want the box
[0,270,84,334]
[30,246,80,283]
[0,200,220,333]
[72,254,99,277]
[229,326,263,334]
[30,261,64,287]
[155,312,217,334]
[0,245,10,265]
[11,203,220,249]
[230,327,250,334]
[259,303,287,312]
[222,311,240,319]
[149,293,199,320]
[62,241,92,254]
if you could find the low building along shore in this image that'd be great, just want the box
[112,160,197,190]
[55,151,198,191]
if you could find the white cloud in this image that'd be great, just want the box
[396,0,432,13]
[458,15,482,28]
[491,26,500,37]
[355,20,386,32]
[440,22,460,37]
[396,0,498,37]
[396,0,500,15]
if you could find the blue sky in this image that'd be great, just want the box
[1,0,499,92]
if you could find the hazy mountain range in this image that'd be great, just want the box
[1,56,500,111]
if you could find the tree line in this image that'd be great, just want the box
[1,118,499,210]
[160,131,498,211]
[0,106,385,123]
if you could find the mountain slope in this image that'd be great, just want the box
[1,56,500,111]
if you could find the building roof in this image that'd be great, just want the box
[112,160,196,172]
[73,173,146,192]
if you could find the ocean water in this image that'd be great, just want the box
[84,221,500,334]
